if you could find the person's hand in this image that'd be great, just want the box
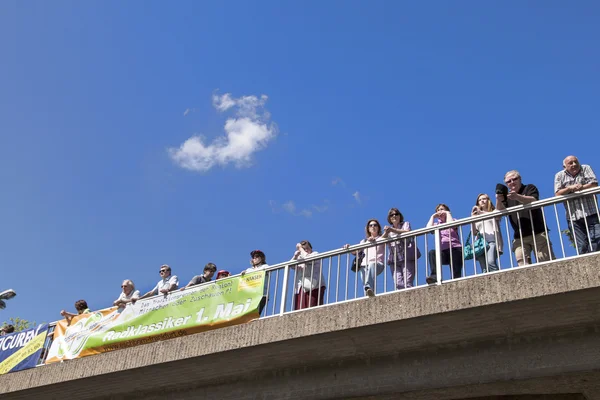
[471,206,480,216]
[383,226,391,233]
[179,287,185,291]
[343,244,350,250]
[507,191,521,202]
[241,270,247,276]
[296,243,302,250]
[431,212,440,220]
[367,236,376,243]
[294,250,301,258]
[60,310,67,316]
[160,289,169,294]
[571,183,583,192]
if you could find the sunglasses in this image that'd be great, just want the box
[121,285,129,288]
[368,223,379,227]
[389,213,400,217]
[505,178,519,184]
[159,269,169,273]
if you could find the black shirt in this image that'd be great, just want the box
[506,183,547,239]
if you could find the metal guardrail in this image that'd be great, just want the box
[36,187,600,364]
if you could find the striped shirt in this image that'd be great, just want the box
[554,164,599,220]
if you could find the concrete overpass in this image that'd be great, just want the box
[1,254,600,400]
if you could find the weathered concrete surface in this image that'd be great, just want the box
[1,254,600,399]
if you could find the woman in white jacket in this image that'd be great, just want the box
[291,240,326,310]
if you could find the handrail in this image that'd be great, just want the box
[259,186,600,273]
[39,187,600,341]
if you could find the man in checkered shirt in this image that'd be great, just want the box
[554,155,599,254]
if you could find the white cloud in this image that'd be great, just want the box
[168,93,277,172]
[183,108,191,116]
[332,177,345,187]
[271,200,313,218]
[352,191,362,204]
[282,201,296,214]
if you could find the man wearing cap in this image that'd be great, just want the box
[216,270,231,280]
[180,263,217,291]
[554,155,599,254]
[140,264,179,299]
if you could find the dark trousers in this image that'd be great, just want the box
[428,247,463,280]
[570,214,600,254]
[294,287,326,310]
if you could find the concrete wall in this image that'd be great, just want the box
[2,254,600,399]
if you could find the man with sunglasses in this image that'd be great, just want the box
[140,264,179,299]
[496,170,555,266]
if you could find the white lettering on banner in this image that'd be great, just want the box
[213,299,252,319]
[0,330,36,351]
[102,316,192,342]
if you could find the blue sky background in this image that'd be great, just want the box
[1,1,599,324]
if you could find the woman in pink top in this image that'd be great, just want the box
[425,203,463,284]
[344,219,385,297]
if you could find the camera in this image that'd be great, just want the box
[495,183,508,196]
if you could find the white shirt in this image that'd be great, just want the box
[291,250,325,292]
[152,275,179,295]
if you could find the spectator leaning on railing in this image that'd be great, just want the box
[344,219,385,298]
[60,299,91,324]
[0,324,15,335]
[426,204,463,284]
[554,155,599,254]
[290,240,326,310]
[470,194,504,273]
[381,208,418,289]
[180,263,217,291]
[140,265,179,299]
[496,170,555,266]
[114,279,140,308]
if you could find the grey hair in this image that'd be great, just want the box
[504,170,521,180]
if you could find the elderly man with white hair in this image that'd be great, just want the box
[555,155,599,254]
[114,279,140,308]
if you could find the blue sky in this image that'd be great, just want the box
[1,1,599,324]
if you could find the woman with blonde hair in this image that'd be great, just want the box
[470,193,504,273]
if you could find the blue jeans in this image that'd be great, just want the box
[358,262,384,293]
[570,214,600,254]
[476,241,499,273]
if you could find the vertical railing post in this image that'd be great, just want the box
[279,264,289,316]
[434,228,442,285]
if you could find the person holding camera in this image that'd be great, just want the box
[290,240,326,309]
[496,170,554,266]
[425,204,463,284]
[554,156,599,254]
[470,194,504,273]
